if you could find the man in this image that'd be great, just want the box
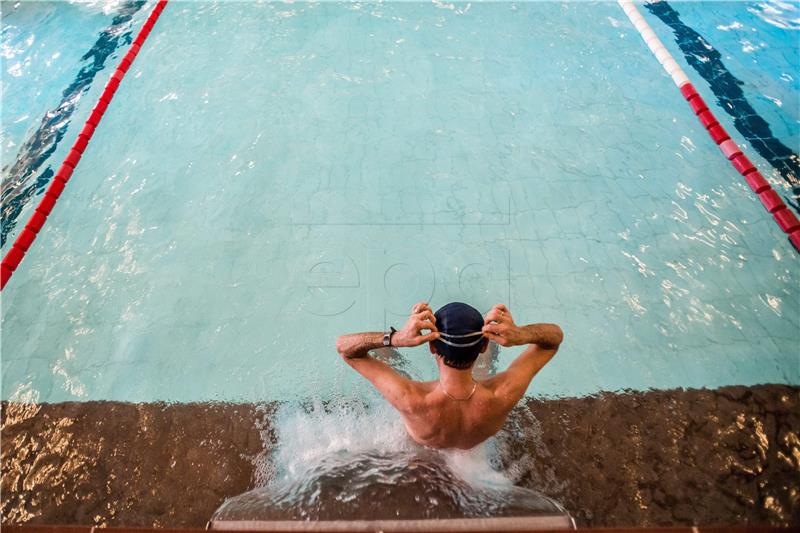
[336,302,563,449]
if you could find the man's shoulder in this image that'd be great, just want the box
[395,380,436,412]
[476,374,521,411]
[408,379,436,390]
[477,372,506,393]
[408,379,437,399]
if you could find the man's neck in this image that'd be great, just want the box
[438,365,475,394]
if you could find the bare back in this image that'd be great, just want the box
[399,380,515,449]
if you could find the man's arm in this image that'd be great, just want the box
[482,304,563,404]
[336,331,389,360]
[336,302,439,413]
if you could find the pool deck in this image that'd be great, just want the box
[1,525,792,533]
[2,384,798,528]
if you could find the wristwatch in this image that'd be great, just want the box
[383,326,397,347]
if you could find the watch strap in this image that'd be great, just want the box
[383,326,397,347]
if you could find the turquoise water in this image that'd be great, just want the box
[2,1,798,403]
[650,0,798,143]
[1,1,123,164]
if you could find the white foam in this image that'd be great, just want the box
[270,400,416,480]
[68,0,127,17]
[748,1,800,30]
[254,398,541,492]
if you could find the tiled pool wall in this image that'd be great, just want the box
[2,384,798,528]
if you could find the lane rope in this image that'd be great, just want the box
[618,0,800,253]
[0,0,169,291]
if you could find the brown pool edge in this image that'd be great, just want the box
[210,516,575,531]
[1,524,793,533]
[3,384,799,528]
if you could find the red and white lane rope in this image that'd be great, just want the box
[618,0,800,253]
[0,0,169,291]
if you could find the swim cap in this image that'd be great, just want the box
[432,302,487,369]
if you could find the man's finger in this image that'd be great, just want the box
[421,332,440,342]
[412,301,429,313]
[483,331,508,346]
[485,323,510,336]
[416,319,437,331]
[415,310,435,322]
[484,309,506,324]
[416,313,435,324]
[414,318,436,329]
[491,304,511,321]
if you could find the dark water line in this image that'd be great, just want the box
[646,1,800,213]
[0,1,147,248]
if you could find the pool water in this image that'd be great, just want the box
[2,1,798,406]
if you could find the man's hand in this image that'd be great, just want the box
[335,302,439,360]
[481,304,526,347]
[392,302,440,348]
[482,304,563,350]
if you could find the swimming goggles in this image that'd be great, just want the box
[437,330,485,348]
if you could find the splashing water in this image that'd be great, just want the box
[213,399,566,521]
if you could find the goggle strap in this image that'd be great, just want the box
[437,330,485,348]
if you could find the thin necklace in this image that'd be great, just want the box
[439,379,477,401]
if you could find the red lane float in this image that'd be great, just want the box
[731,154,755,175]
[78,122,95,139]
[0,0,168,290]
[26,211,47,234]
[708,124,730,144]
[678,82,800,252]
[619,0,800,253]
[73,135,89,154]
[775,209,800,234]
[744,172,770,194]
[719,139,742,160]
[791,232,800,250]
[697,110,718,130]
[688,95,708,115]
[759,190,784,213]
[16,229,35,250]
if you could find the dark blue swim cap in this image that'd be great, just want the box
[432,302,487,369]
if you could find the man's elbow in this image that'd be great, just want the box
[546,324,564,350]
[554,325,564,346]
[335,336,348,358]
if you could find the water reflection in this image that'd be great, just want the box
[212,449,566,521]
